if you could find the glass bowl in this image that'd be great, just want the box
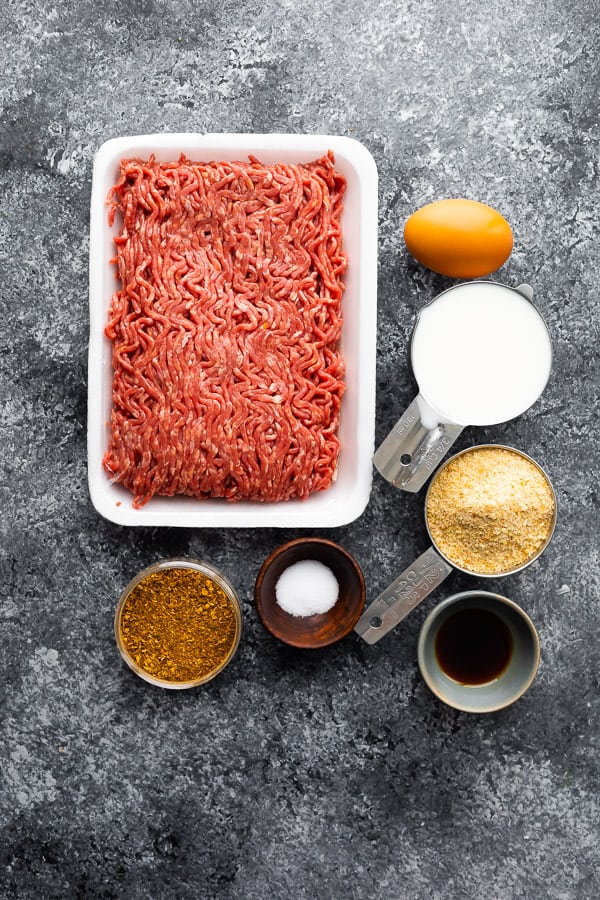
[114,557,242,688]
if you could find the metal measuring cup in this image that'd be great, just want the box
[373,282,553,492]
[355,445,557,645]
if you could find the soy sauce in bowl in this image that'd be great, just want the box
[434,607,513,685]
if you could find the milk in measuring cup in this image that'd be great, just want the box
[411,282,552,427]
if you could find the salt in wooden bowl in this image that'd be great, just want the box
[254,537,366,648]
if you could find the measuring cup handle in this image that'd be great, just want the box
[373,394,464,492]
[354,547,453,645]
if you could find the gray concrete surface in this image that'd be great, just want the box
[1,1,598,897]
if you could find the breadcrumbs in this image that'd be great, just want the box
[426,447,555,575]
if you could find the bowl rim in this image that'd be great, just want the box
[114,556,242,688]
[254,537,366,648]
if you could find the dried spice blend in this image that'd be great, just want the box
[426,447,555,575]
[117,563,241,685]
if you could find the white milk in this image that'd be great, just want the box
[411,282,552,426]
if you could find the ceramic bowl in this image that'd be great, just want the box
[254,538,366,648]
[418,590,540,713]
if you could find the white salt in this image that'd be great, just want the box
[275,559,339,617]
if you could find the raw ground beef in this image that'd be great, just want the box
[103,152,347,507]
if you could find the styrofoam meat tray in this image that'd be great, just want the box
[88,133,378,527]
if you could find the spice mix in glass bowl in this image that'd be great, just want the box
[114,558,242,688]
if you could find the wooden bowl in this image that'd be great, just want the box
[254,538,366,648]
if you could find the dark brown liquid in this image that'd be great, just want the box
[435,608,513,685]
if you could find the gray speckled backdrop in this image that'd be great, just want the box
[1,1,599,898]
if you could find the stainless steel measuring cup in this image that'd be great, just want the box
[355,444,557,645]
[373,282,553,492]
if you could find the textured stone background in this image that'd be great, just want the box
[1,1,599,898]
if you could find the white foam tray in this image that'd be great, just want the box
[88,133,378,527]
